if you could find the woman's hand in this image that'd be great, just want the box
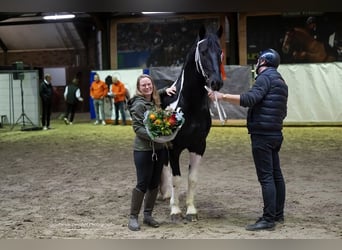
[166,86,176,96]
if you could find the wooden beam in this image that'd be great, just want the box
[238,13,247,65]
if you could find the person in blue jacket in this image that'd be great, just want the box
[208,49,288,231]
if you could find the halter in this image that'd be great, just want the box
[195,39,209,81]
[195,38,226,81]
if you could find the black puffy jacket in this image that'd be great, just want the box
[240,67,288,135]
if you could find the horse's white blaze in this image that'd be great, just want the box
[170,175,182,215]
[186,152,201,215]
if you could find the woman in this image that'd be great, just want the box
[127,74,175,231]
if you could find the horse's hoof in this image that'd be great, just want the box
[170,213,183,223]
[185,214,198,222]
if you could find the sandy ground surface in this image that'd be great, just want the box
[0,114,341,239]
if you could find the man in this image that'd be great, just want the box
[208,49,288,231]
[109,76,127,125]
[305,16,337,58]
[90,73,108,125]
[39,73,54,130]
[63,78,84,125]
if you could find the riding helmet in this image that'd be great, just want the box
[258,49,280,68]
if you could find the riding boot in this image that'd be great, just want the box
[143,188,160,228]
[128,188,145,231]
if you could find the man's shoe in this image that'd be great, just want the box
[245,218,275,231]
[94,120,99,125]
[275,217,284,224]
[102,120,106,125]
[63,117,69,125]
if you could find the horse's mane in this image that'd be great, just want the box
[182,37,199,69]
[160,36,199,109]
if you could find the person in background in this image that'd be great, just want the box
[105,75,113,93]
[63,78,84,125]
[90,73,108,125]
[39,73,53,130]
[208,49,288,231]
[124,87,131,112]
[126,74,176,231]
[110,76,127,125]
[305,16,338,58]
[105,75,113,111]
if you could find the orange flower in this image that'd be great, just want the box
[149,113,156,121]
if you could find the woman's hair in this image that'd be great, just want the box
[135,74,161,108]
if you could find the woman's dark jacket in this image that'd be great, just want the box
[127,95,165,151]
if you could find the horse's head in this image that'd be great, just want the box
[282,27,315,55]
[195,25,224,91]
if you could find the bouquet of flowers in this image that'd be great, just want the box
[144,107,185,143]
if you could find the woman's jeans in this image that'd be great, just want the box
[133,149,166,193]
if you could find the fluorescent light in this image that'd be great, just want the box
[43,14,75,20]
[142,12,173,15]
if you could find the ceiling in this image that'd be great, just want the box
[0,22,85,51]
[0,12,187,52]
[0,12,196,52]
[0,12,111,52]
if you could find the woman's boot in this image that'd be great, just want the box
[143,188,160,227]
[128,188,144,231]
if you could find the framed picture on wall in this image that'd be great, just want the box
[246,12,342,64]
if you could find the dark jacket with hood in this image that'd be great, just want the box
[127,95,165,151]
[240,67,288,135]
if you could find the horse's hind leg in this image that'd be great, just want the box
[170,175,183,222]
[185,152,201,222]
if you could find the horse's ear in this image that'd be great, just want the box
[199,25,206,40]
[217,25,223,38]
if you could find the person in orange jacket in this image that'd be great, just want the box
[90,73,108,125]
[109,76,127,125]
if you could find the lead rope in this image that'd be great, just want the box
[151,142,158,161]
[204,86,227,124]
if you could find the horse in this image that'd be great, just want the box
[281,27,336,63]
[160,25,224,222]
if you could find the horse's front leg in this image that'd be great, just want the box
[159,165,172,200]
[185,152,201,222]
[170,175,183,222]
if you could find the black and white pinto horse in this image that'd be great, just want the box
[161,25,224,222]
